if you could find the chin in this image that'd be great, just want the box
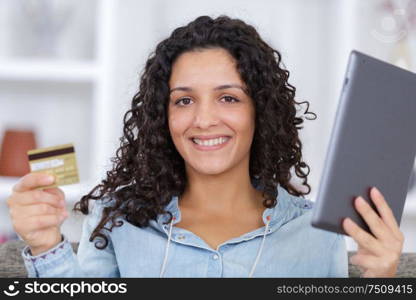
[189,161,231,176]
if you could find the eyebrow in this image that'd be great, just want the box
[169,84,248,95]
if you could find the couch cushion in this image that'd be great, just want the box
[0,240,78,278]
[348,252,416,278]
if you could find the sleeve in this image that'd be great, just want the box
[327,233,349,278]
[21,199,120,277]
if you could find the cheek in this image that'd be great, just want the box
[224,109,255,138]
[168,111,191,139]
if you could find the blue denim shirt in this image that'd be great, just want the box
[22,184,348,277]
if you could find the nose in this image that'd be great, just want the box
[192,100,220,129]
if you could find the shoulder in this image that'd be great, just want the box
[276,185,313,210]
[275,185,314,223]
[90,195,116,214]
[276,186,339,243]
[282,208,345,264]
[84,196,118,229]
[288,206,344,256]
[287,194,314,210]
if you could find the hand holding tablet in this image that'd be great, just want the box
[342,186,404,277]
[311,50,416,277]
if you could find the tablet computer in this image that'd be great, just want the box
[311,50,416,236]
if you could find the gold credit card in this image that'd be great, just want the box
[27,143,80,189]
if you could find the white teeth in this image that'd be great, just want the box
[192,137,230,146]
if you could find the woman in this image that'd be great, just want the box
[8,15,403,277]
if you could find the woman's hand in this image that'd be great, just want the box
[342,187,404,277]
[7,173,68,256]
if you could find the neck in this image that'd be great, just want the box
[180,157,264,216]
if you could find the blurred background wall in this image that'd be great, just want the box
[0,0,415,251]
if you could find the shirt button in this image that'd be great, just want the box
[213,254,219,260]
[177,235,185,240]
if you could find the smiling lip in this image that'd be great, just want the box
[190,136,232,151]
[190,134,231,140]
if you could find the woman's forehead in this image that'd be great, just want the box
[169,48,244,88]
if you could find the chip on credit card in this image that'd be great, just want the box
[27,143,80,189]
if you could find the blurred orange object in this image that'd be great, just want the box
[0,129,37,177]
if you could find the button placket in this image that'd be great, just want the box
[207,251,222,277]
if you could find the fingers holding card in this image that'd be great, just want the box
[27,143,80,189]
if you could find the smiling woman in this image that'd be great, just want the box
[74,15,317,242]
[17,15,367,278]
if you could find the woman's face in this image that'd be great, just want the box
[168,48,256,176]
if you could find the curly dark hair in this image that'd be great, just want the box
[73,15,317,250]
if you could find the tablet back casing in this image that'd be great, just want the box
[311,50,416,235]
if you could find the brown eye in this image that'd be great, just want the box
[175,98,193,106]
[221,96,240,103]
